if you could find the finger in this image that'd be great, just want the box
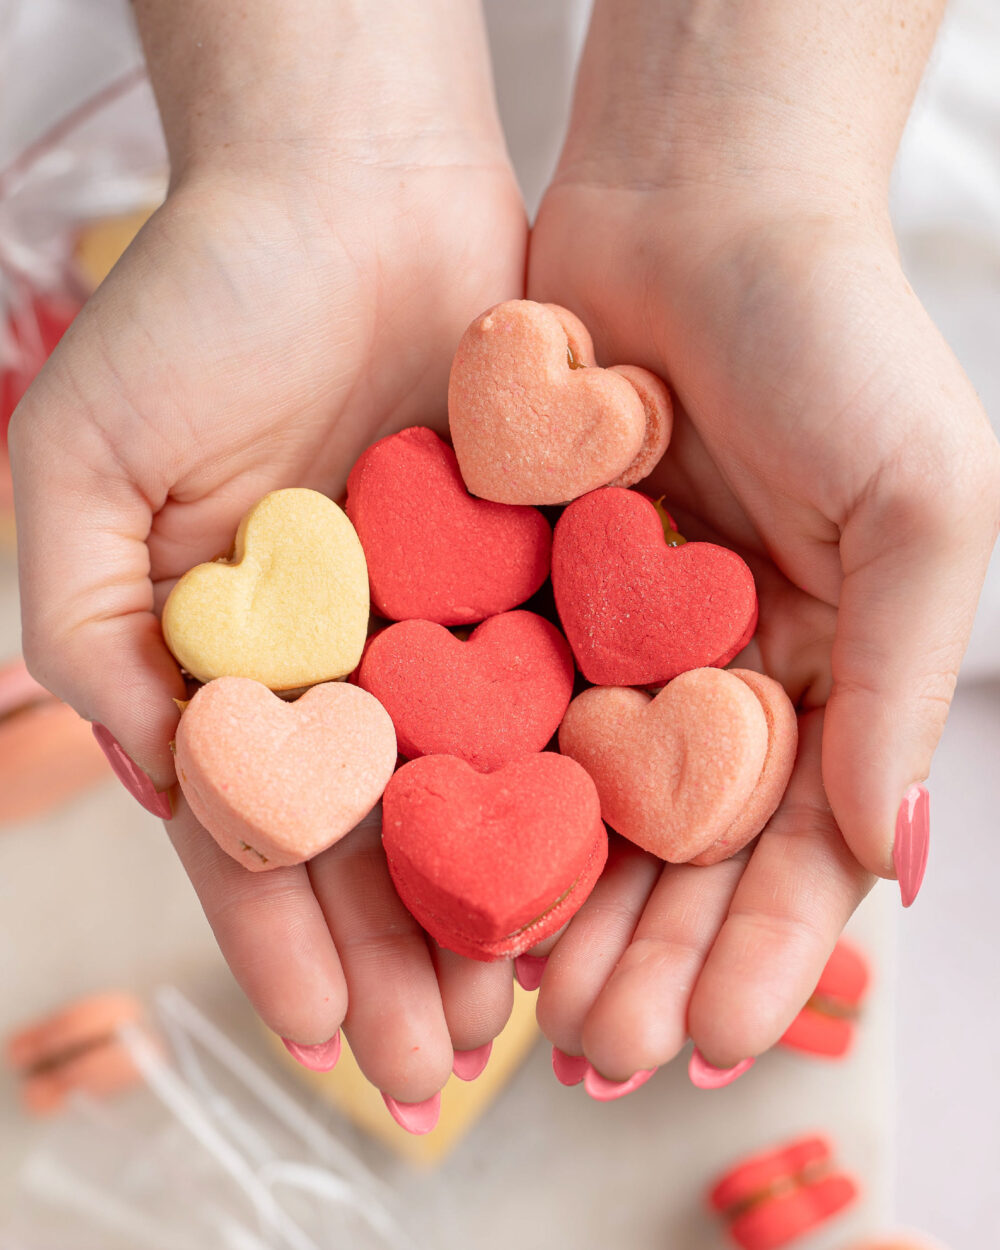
[307,813,453,1103]
[536,839,660,1055]
[9,338,185,791]
[581,851,748,1081]
[824,405,1000,891]
[166,796,347,1046]
[430,945,514,1053]
[689,710,874,1067]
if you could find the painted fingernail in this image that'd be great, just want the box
[92,724,172,819]
[452,1041,492,1082]
[514,954,547,990]
[551,1046,589,1086]
[894,783,930,908]
[281,1031,341,1072]
[688,1048,755,1090]
[583,1065,655,1102]
[381,1090,441,1135]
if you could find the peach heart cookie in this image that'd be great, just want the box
[346,426,551,625]
[162,488,368,689]
[448,301,672,505]
[175,677,396,871]
[559,668,797,864]
[552,487,757,686]
[357,611,574,773]
[6,992,154,1115]
[382,753,607,961]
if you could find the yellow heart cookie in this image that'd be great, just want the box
[162,489,369,689]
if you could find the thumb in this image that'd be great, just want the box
[9,383,185,815]
[822,440,1000,904]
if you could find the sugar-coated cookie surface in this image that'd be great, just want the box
[162,489,369,689]
[357,611,574,773]
[448,300,670,505]
[346,426,551,625]
[175,677,396,871]
[558,668,796,863]
[552,487,758,686]
[382,753,607,961]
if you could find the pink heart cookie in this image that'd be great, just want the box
[558,668,797,863]
[175,677,397,871]
[448,301,672,505]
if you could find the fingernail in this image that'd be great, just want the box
[281,1031,341,1072]
[894,783,930,908]
[381,1090,441,1135]
[92,724,172,819]
[514,954,547,991]
[583,1064,655,1102]
[452,1041,492,1082]
[552,1046,589,1086]
[688,1048,755,1090]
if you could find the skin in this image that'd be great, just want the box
[528,0,1000,1074]
[10,0,1000,1097]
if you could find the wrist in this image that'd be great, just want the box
[554,0,943,218]
[134,0,508,189]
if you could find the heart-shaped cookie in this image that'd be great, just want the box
[552,487,758,686]
[448,301,672,505]
[175,677,396,871]
[357,610,575,773]
[558,668,797,863]
[346,426,551,625]
[162,489,369,689]
[382,753,607,961]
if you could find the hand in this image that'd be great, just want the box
[10,5,527,1106]
[525,123,1000,1079]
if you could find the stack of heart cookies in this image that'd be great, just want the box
[162,299,798,963]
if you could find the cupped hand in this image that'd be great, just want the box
[10,149,526,1103]
[526,176,1000,1079]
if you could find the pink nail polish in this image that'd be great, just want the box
[551,1046,589,1086]
[381,1090,441,1135]
[281,1032,341,1072]
[688,1048,755,1090]
[583,1064,655,1102]
[452,1041,492,1082]
[894,783,930,908]
[514,954,547,991]
[92,724,172,819]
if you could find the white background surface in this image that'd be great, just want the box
[2,1,999,1245]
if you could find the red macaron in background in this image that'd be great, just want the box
[708,1134,859,1250]
[346,426,552,625]
[357,610,575,774]
[780,940,872,1059]
[551,487,758,687]
[381,752,607,961]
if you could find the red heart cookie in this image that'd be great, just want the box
[346,426,551,625]
[552,487,758,686]
[175,677,397,871]
[382,753,607,961]
[357,610,575,773]
[558,668,796,863]
[448,301,672,505]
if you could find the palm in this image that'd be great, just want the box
[524,184,905,1075]
[17,161,528,1101]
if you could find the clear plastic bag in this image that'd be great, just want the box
[2,987,421,1250]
